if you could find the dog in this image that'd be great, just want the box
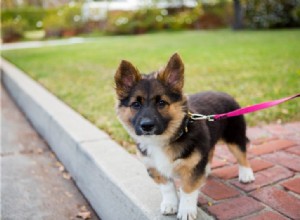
[114,53,255,220]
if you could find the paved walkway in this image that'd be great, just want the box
[1,38,96,51]
[1,84,100,220]
[197,121,300,219]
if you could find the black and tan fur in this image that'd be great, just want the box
[115,53,254,220]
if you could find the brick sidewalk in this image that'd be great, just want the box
[197,122,300,220]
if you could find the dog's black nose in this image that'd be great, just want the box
[140,118,155,133]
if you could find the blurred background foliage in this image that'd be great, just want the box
[244,0,300,28]
[1,0,300,42]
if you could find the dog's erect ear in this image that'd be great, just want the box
[115,60,141,99]
[158,53,184,93]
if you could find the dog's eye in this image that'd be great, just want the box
[131,101,142,110]
[157,100,168,109]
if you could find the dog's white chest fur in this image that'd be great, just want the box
[138,137,175,178]
[150,146,174,178]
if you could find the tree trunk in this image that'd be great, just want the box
[233,0,243,29]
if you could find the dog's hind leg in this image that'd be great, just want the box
[227,144,255,183]
[222,115,255,183]
[205,147,215,177]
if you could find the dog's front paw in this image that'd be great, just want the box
[177,206,197,220]
[160,200,178,215]
[177,189,198,220]
[159,182,178,215]
[239,166,255,183]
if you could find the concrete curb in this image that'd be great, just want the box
[1,58,213,220]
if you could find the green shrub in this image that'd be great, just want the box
[1,19,28,42]
[292,3,300,22]
[1,4,84,39]
[132,9,163,33]
[1,7,45,31]
[106,7,203,35]
[195,1,231,29]
[244,0,300,28]
[62,3,84,31]
[106,11,132,35]
[43,3,84,37]
[169,7,203,30]
[43,13,65,37]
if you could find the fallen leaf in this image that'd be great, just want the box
[76,211,91,220]
[62,172,71,180]
[59,165,65,172]
[77,206,91,219]
[80,206,87,211]
[55,161,63,167]
[35,148,44,154]
[65,191,73,198]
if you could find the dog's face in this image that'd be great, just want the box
[115,53,187,140]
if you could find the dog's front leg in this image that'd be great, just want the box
[173,152,206,220]
[159,181,179,215]
[176,175,205,220]
[147,168,178,215]
[177,188,199,220]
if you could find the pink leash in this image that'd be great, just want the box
[189,93,300,121]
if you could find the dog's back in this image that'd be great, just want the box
[188,91,248,151]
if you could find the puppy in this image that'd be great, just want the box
[114,53,255,220]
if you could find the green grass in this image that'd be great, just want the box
[2,29,300,150]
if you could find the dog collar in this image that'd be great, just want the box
[171,114,192,142]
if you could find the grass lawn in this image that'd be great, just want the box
[2,29,300,151]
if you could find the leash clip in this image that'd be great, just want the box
[189,113,215,122]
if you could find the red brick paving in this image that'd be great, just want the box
[212,164,238,180]
[243,211,289,220]
[251,187,300,219]
[197,122,300,220]
[211,157,228,169]
[262,151,300,172]
[214,144,237,163]
[250,136,278,145]
[246,127,272,140]
[201,178,240,200]
[197,194,209,206]
[264,124,294,136]
[249,158,274,172]
[285,145,300,156]
[249,139,296,155]
[281,177,300,195]
[207,196,264,220]
[284,122,300,133]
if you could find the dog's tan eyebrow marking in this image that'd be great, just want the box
[130,89,146,101]
[129,95,144,105]
[157,95,171,103]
